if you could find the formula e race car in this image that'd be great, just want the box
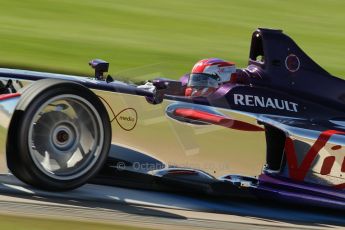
[0,28,344,210]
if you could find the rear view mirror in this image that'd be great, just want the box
[89,59,109,80]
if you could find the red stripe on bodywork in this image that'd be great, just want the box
[320,156,335,175]
[285,130,345,181]
[334,183,345,189]
[331,145,342,150]
[167,170,198,175]
[0,93,21,101]
[173,108,264,131]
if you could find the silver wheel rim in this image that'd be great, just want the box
[28,94,104,180]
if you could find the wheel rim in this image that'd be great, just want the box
[28,94,104,180]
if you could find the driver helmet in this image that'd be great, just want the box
[185,58,236,97]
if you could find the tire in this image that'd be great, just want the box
[6,79,111,191]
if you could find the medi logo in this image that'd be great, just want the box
[114,108,138,131]
[119,116,135,122]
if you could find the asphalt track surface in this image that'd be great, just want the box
[0,174,344,230]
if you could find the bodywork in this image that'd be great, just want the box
[0,28,344,209]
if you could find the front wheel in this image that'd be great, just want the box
[7,79,111,190]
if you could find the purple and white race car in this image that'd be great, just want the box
[0,28,344,210]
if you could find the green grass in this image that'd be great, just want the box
[0,0,345,81]
[0,214,156,230]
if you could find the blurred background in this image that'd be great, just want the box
[0,1,345,229]
[0,0,345,82]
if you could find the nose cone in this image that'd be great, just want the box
[0,93,20,173]
[0,94,20,129]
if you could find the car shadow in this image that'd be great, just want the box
[0,174,344,229]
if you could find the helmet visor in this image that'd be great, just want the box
[187,73,219,88]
